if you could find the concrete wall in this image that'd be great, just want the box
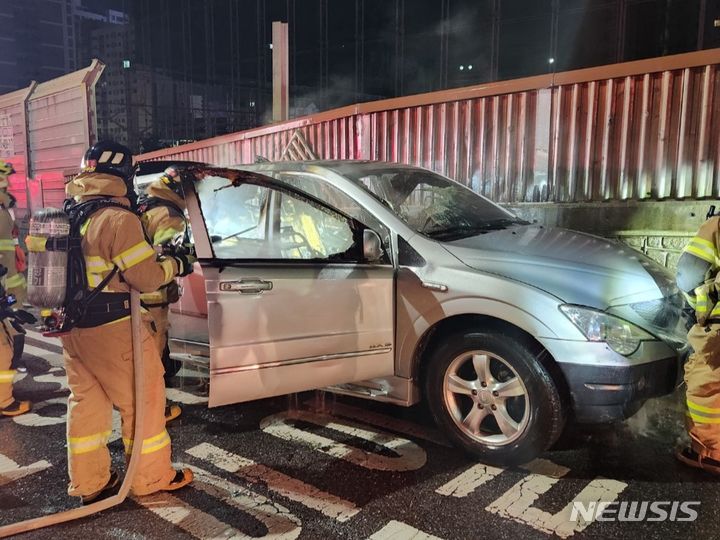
[507,200,711,271]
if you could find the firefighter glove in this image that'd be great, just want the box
[172,252,195,277]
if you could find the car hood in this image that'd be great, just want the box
[444,225,676,310]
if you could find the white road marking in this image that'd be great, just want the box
[187,442,359,522]
[485,458,627,539]
[435,463,505,497]
[23,344,64,368]
[166,387,209,405]
[12,397,66,427]
[368,520,444,540]
[32,367,67,389]
[260,410,427,472]
[0,452,51,488]
[303,399,450,447]
[137,465,301,539]
[25,330,62,348]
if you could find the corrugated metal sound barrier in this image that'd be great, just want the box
[139,49,720,204]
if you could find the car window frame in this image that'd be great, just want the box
[186,167,392,267]
[268,170,394,250]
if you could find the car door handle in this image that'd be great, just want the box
[219,279,273,294]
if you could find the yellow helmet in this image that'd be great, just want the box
[160,165,183,195]
[0,160,15,178]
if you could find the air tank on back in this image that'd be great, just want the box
[27,208,69,308]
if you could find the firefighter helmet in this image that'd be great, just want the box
[80,141,135,182]
[160,165,183,196]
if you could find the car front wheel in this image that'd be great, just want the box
[425,329,566,466]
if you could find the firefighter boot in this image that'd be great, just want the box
[675,446,720,476]
[81,470,120,505]
[165,404,182,423]
[0,399,31,417]
[160,468,193,492]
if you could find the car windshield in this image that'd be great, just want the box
[341,167,527,240]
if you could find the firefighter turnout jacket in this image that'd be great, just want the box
[677,215,720,464]
[139,179,187,308]
[60,171,182,497]
[0,191,26,304]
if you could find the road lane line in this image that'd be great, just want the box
[25,330,63,349]
[136,465,301,539]
[485,458,627,539]
[368,520,444,540]
[260,410,427,472]
[435,463,505,497]
[0,453,51,488]
[303,399,451,447]
[12,397,67,427]
[32,367,67,388]
[187,442,359,522]
[23,344,64,368]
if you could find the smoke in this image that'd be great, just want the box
[623,388,687,446]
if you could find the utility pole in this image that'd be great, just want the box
[272,21,289,122]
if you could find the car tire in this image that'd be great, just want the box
[424,329,566,466]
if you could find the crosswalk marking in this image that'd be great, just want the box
[11,397,67,427]
[435,463,505,497]
[485,458,628,539]
[0,453,51,488]
[368,520,444,540]
[25,330,62,348]
[23,344,64,368]
[260,410,427,472]
[137,465,301,539]
[187,442,359,522]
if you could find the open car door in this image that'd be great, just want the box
[185,167,395,407]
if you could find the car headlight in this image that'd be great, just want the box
[559,304,655,356]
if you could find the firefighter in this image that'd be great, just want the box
[61,142,194,503]
[0,160,30,417]
[675,213,720,475]
[138,165,187,422]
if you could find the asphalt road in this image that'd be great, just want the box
[0,330,717,540]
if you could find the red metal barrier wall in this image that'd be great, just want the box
[139,49,720,204]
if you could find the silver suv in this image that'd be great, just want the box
[162,160,688,465]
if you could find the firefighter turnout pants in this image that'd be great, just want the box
[0,321,15,409]
[61,319,176,497]
[685,323,720,461]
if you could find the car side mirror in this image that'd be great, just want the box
[363,229,383,263]
[210,235,222,244]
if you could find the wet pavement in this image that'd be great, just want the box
[0,329,718,540]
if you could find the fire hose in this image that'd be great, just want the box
[0,289,145,537]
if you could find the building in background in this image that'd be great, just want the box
[0,0,76,94]
[2,0,719,151]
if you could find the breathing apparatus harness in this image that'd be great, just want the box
[43,198,136,333]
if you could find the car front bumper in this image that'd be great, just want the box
[539,338,687,424]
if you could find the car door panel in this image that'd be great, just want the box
[205,264,394,406]
[183,167,396,407]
